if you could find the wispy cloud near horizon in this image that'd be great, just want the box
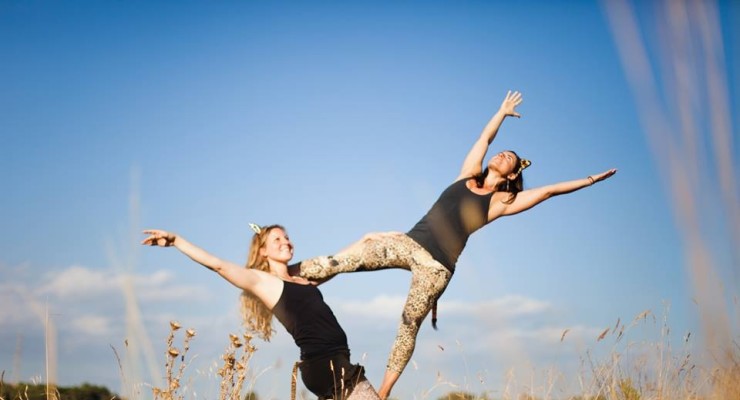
[332,293,553,321]
[0,265,213,332]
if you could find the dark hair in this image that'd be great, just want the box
[472,150,525,204]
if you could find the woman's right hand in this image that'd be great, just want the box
[499,90,523,118]
[141,229,177,247]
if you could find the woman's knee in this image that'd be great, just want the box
[299,256,332,279]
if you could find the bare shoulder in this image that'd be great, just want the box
[251,269,277,281]
[486,192,511,221]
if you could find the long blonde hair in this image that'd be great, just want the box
[239,224,285,341]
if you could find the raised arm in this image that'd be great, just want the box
[458,90,523,180]
[490,169,617,218]
[141,229,283,308]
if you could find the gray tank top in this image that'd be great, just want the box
[407,178,493,272]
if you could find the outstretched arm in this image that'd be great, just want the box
[492,169,617,218]
[141,230,283,307]
[458,90,523,180]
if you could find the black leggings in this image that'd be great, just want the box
[300,351,367,399]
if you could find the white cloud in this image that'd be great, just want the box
[530,324,605,346]
[37,265,115,298]
[70,315,112,336]
[138,270,172,285]
[413,322,606,364]
[128,269,211,301]
[329,292,603,373]
[333,295,406,320]
[329,292,606,380]
[332,294,552,322]
[443,295,552,319]
[0,263,216,361]
[473,326,570,350]
[136,284,210,302]
[0,283,39,326]
[35,265,209,302]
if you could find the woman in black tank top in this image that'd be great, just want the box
[142,225,380,399]
[294,90,617,399]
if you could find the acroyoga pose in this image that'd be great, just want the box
[293,91,617,398]
[142,224,381,400]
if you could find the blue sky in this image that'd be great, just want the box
[1,1,738,399]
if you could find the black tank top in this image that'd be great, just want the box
[271,281,349,360]
[407,178,493,271]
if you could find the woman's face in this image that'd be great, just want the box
[488,151,518,176]
[260,228,294,263]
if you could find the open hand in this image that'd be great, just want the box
[500,90,523,118]
[590,168,617,183]
[141,229,176,247]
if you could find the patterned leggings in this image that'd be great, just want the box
[345,379,380,400]
[300,234,452,374]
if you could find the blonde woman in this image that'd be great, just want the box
[142,224,380,400]
[294,90,617,399]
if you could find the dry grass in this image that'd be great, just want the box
[149,321,256,400]
[416,306,738,400]
[487,308,740,400]
[151,321,194,400]
[138,311,737,400]
[215,333,257,400]
[3,312,735,400]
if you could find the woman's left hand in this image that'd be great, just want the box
[590,168,617,184]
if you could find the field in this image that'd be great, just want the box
[3,308,737,400]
